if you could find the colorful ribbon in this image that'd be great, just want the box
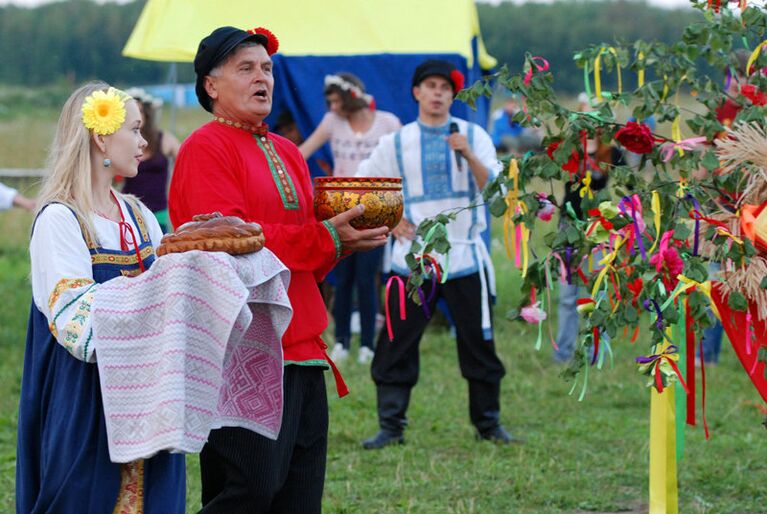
[593,46,622,102]
[746,39,767,76]
[384,276,406,342]
[660,137,707,162]
[523,56,550,86]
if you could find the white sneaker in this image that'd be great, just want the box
[350,311,361,334]
[329,344,349,362]
[358,346,375,364]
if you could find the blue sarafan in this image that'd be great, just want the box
[122,0,496,176]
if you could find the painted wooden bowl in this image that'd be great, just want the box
[314,177,404,230]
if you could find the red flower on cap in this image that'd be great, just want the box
[248,27,279,55]
[614,121,656,155]
[449,70,465,93]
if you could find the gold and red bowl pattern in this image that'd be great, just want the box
[314,177,404,230]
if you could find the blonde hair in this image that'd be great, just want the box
[36,81,115,244]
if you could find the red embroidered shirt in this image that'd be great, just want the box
[170,122,342,368]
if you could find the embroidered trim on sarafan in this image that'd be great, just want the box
[48,277,95,312]
[124,198,150,243]
[254,135,299,210]
[112,460,145,514]
[90,245,154,266]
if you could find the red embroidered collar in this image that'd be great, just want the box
[213,116,269,136]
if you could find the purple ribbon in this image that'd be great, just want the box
[619,196,647,260]
[565,246,573,285]
[635,344,679,364]
[686,194,702,257]
[643,298,663,331]
[416,272,438,319]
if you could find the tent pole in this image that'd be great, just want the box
[167,62,178,135]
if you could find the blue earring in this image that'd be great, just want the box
[103,158,111,168]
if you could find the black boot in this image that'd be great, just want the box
[362,385,410,450]
[468,380,521,444]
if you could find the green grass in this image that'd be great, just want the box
[0,100,765,512]
[1,208,765,513]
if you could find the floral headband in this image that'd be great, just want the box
[124,87,163,109]
[82,87,130,135]
[324,75,375,108]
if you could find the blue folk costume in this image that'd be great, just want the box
[17,197,185,514]
[356,117,508,438]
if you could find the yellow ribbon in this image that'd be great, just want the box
[675,274,718,319]
[649,337,679,514]
[579,171,594,199]
[503,159,519,261]
[746,39,767,76]
[637,50,645,88]
[594,46,622,102]
[671,74,687,157]
[591,235,625,299]
[502,159,530,277]
[519,202,530,277]
[676,177,687,199]
[648,191,662,256]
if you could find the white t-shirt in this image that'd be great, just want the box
[318,110,401,177]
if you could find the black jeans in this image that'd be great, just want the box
[200,366,328,514]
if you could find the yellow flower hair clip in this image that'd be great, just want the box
[81,87,128,135]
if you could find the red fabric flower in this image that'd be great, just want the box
[449,70,465,93]
[369,97,377,111]
[546,140,580,174]
[614,121,656,154]
[248,27,279,55]
[740,84,767,106]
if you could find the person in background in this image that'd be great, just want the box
[17,82,185,513]
[554,135,624,363]
[489,93,543,155]
[356,59,517,449]
[121,87,180,232]
[170,26,388,513]
[300,72,401,364]
[0,181,35,211]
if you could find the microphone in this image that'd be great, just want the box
[449,122,463,171]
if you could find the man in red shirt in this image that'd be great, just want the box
[170,26,389,513]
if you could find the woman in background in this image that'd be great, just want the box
[122,88,180,232]
[300,73,400,364]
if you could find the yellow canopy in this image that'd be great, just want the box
[123,0,496,69]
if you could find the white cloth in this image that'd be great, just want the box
[30,198,165,362]
[93,250,292,463]
[0,181,18,210]
[357,118,501,338]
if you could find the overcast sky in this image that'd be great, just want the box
[0,0,695,8]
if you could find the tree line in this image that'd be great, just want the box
[0,0,702,92]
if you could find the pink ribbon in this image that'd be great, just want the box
[661,137,707,162]
[523,56,550,86]
[385,276,406,342]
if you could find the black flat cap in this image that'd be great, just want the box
[194,26,268,112]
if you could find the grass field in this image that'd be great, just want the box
[0,97,766,512]
[1,207,765,513]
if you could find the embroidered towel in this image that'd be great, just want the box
[93,250,292,463]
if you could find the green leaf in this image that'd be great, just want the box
[728,291,749,312]
[489,196,508,217]
[760,276,767,290]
